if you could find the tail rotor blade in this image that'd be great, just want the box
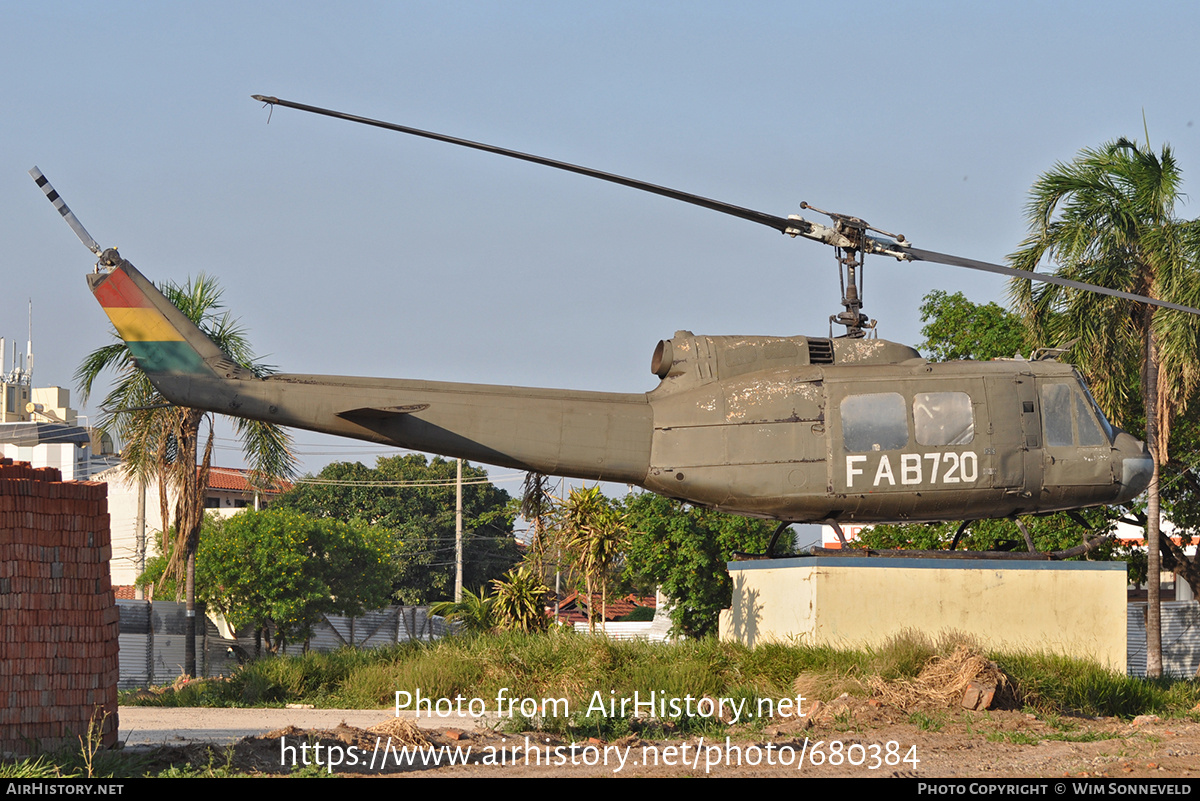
[28,167,102,256]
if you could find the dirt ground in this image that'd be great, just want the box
[138,696,1200,778]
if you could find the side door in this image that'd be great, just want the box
[983,373,1041,492]
[1038,379,1115,492]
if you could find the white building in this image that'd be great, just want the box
[0,384,118,480]
[97,464,292,589]
[0,382,290,588]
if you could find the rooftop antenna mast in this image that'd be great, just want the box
[26,299,33,387]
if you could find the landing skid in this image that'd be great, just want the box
[740,515,1115,562]
[733,520,801,560]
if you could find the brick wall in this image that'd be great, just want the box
[0,458,119,755]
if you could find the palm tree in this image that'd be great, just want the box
[520,471,553,571]
[1009,137,1200,678]
[559,486,627,633]
[491,566,550,633]
[77,274,294,675]
[430,586,496,634]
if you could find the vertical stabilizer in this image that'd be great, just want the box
[88,258,247,380]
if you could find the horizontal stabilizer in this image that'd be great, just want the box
[336,404,431,420]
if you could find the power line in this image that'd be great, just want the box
[292,471,524,488]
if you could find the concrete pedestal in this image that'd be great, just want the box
[719,556,1126,671]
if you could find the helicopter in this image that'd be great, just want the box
[32,96,1193,558]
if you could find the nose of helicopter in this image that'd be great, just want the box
[1113,431,1153,504]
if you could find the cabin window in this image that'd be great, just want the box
[842,392,908,452]
[913,391,975,446]
[1080,384,1115,442]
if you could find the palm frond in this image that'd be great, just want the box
[76,271,298,597]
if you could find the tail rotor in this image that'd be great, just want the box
[28,167,103,257]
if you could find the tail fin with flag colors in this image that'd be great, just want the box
[30,166,249,383]
[87,257,250,380]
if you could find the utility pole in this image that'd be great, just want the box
[455,458,463,602]
[134,477,146,600]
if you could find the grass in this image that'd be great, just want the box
[986,727,1117,745]
[995,651,1200,718]
[909,711,946,732]
[987,730,1041,745]
[16,629,1200,777]
[1043,730,1114,743]
[119,629,1200,725]
[0,744,333,780]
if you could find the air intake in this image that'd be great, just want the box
[807,338,834,365]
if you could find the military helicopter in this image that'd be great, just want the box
[32,96,1193,558]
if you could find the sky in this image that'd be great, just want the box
[4,1,1200,521]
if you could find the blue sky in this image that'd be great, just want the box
[4,1,1200,491]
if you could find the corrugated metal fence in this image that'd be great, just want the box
[1127,600,1200,678]
[570,619,673,641]
[303,606,448,652]
[117,600,240,689]
[117,601,447,687]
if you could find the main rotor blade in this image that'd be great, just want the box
[906,246,1200,316]
[252,95,1200,317]
[251,95,808,237]
[28,167,102,255]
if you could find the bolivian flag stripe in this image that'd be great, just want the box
[125,341,211,375]
[92,266,154,309]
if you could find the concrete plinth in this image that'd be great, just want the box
[719,556,1127,671]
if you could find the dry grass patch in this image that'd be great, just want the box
[870,644,1012,710]
[367,717,431,746]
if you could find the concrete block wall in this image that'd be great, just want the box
[0,458,119,755]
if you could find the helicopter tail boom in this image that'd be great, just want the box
[87,256,654,483]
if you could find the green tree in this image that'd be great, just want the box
[520,471,554,579]
[1009,137,1200,677]
[621,493,781,637]
[917,290,1027,361]
[136,515,224,602]
[77,274,294,675]
[1146,410,1200,597]
[200,509,396,653]
[858,512,1132,563]
[273,454,517,603]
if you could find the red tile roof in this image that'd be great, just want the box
[202,466,292,494]
[550,592,655,623]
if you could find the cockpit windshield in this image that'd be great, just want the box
[1042,378,1114,447]
[1077,377,1115,443]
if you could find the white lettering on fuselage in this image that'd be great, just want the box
[846,451,978,488]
